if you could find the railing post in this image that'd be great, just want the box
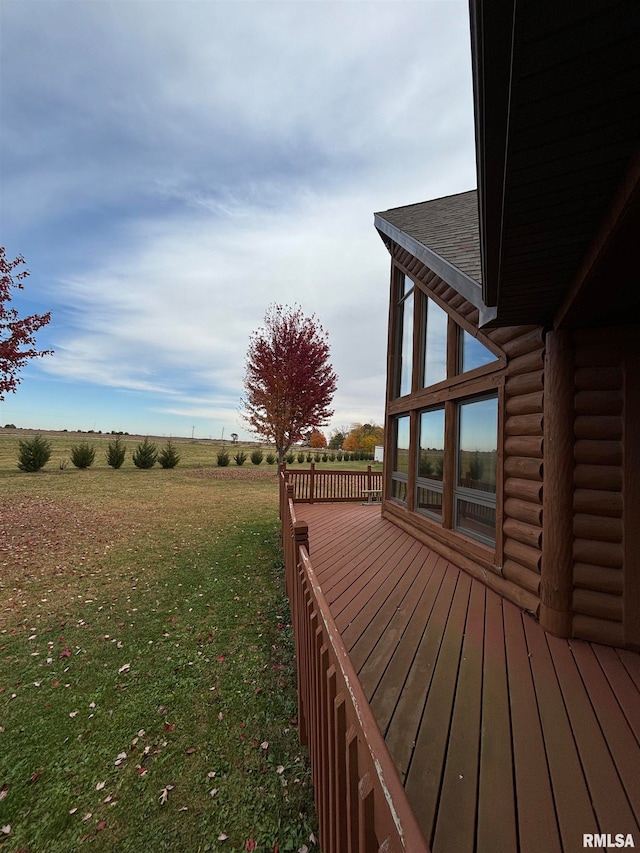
[294,519,309,556]
[310,462,315,504]
[367,465,372,492]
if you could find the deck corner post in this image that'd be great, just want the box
[294,519,310,557]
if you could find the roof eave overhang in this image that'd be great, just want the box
[374,214,498,327]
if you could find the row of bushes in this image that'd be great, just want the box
[285,450,374,463]
[216,449,375,466]
[215,448,275,467]
[16,435,377,473]
[17,435,181,472]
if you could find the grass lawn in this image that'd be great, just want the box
[0,434,320,852]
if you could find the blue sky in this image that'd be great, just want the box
[0,0,476,440]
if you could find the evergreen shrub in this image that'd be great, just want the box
[106,437,126,469]
[70,441,96,469]
[265,453,276,465]
[217,449,230,467]
[17,435,51,472]
[159,439,180,469]
[250,449,264,465]
[234,451,247,466]
[132,438,157,469]
[297,452,305,464]
[285,453,295,464]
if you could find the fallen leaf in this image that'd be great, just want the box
[276,765,285,775]
[0,784,7,801]
[164,722,176,732]
[118,663,130,674]
[185,747,195,755]
[218,834,228,841]
[82,812,92,822]
[69,711,78,718]
[96,781,105,791]
[246,840,257,852]
[158,784,173,805]
[69,808,78,815]
[96,821,106,832]
[260,741,269,750]
[103,795,113,804]
[1,825,10,836]
[29,770,41,784]
[58,649,71,659]
[209,788,218,797]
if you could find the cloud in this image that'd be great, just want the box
[1,0,476,436]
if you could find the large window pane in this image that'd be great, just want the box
[423,298,448,387]
[391,415,410,505]
[460,330,497,374]
[394,416,410,475]
[458,397,498,494]
[398,290,414,396]
[456,499,496,542]
[418,409,444,481]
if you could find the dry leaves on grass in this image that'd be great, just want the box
[0,496,137,582]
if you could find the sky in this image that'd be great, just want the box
[0,0,477,441]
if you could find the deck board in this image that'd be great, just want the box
[295,503,640,852]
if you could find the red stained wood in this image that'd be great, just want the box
[291,502,640,853]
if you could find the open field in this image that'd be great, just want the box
[0,429,383,474]
[0,446,319,851]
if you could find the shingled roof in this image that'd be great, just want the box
[374,189,495,324]
[375,189,482,283]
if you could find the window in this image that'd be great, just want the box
[422,298,448,387]
[388,266,503,547]
[396,276,414,397]
[459,329,498,374]
[391,415,410,503]
[455,396,498,544]
[417,408,444,519]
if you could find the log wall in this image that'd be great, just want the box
[571,333,625,646]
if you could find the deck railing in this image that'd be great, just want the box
[282,463,383,503]
[280,474,430,853]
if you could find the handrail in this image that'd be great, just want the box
[282,482,430,853]
[282,464,383,503]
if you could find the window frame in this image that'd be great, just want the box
[386,265,506,559]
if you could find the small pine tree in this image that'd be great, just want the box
[297,451,305,464]
[285,452,295,464]
[233,450,247,466]
[70,441,96,469]
[132,437,157,469]
[106,436,126,469]
[217,448,230,467]
[265,452,276,465]
[158,439,180,469]
[17,434,51,472]
[250,449,264,465]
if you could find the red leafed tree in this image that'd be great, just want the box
[1,248,52,400]
[242,304,338,465]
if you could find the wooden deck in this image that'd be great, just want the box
[298,502,640,853]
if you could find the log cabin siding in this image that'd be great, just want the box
[385,245,546,615]
[571,334,626,646]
